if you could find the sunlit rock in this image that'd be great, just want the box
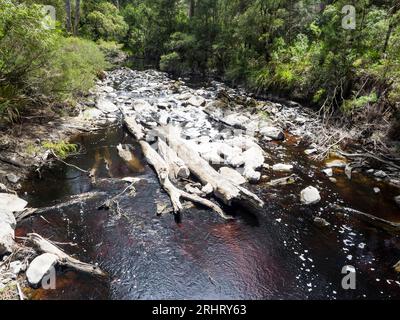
[300,186,321,205]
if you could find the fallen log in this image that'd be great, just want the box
[156,126,264,210]
[267,174,300,187]
[157,138,190,181]
[140,141,231,220]
[333,205,400,233]
[26,233,106,277]
[123,114,145,140]
[15,192,107,222]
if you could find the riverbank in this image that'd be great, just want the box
[1,67,400,300]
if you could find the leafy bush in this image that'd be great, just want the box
[342,92,378,114]
[0,1,108,122]
[97,39,125,62]
[42,140,78,159]
[0,0,57,120]
[39,37,107,98]
[160,52,181,74]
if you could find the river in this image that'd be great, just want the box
[16,69,400,300]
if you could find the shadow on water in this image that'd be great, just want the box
[17,124,400,300]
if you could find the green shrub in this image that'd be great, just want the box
[160,52,181,74]
[342,92,379,114]
[42,140,78,159]
[96,39,126,64]
[0,0,57,120]
[39,37,108,98]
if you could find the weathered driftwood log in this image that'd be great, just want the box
[157,138,190,180]
[26,233,106,277]
[15,192,107,222]
[267,174,300,187]
[156,126,264,210]
[333,205,400,233]
[140,141,231,220]
[123,114,145,140]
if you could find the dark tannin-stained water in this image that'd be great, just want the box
[18,125,400,300]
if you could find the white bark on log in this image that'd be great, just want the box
[157,138,190,180]
[156,126,264,210]
[26,233,106,277]
[124,115,145,140]
[140,141,230,219]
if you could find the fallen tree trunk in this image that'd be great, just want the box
[26,233,106,277]
[140,141,231,220]
[156,126,264,210]
[333,205,400,233]
[123,113,145,140]
[15,192,107,222]
[157,138,190,181]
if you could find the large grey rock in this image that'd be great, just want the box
[322,168,333,177]
[26,253,58,287]
[219,167,246,185]
[325,159,347,168]
[223,114,250,128]
[0,222,14,255]
[82,108,104,120]
[0,193,27,213]
[259,125,285,141]
[96,97,118,113]
[186,96,206,107]
[0,209,16,229]
[300,186,321,205]
[6,173,20,184]
[374,170,387,178]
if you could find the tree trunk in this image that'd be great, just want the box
[140,140,229,219]
[65,0,72,34]
[73,0,81,36]
[188,0,195,18]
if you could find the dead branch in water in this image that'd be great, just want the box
[50,150,89,173]
[338,151,400,171]
[15,191,107,222]
[332,205,400,233]
[25,233,106,277]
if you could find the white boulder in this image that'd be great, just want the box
[300,186,321,205]
[26,253,58,287]
[0,222,14,255]
[259,125,285,141]
[0,193,27,213]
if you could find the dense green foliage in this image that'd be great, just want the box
[0,0,107,122]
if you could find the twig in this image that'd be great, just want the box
[50,150,89,173]
[16,282,25,301]
[338,151,400,170]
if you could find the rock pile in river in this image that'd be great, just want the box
[92,68,292,185]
